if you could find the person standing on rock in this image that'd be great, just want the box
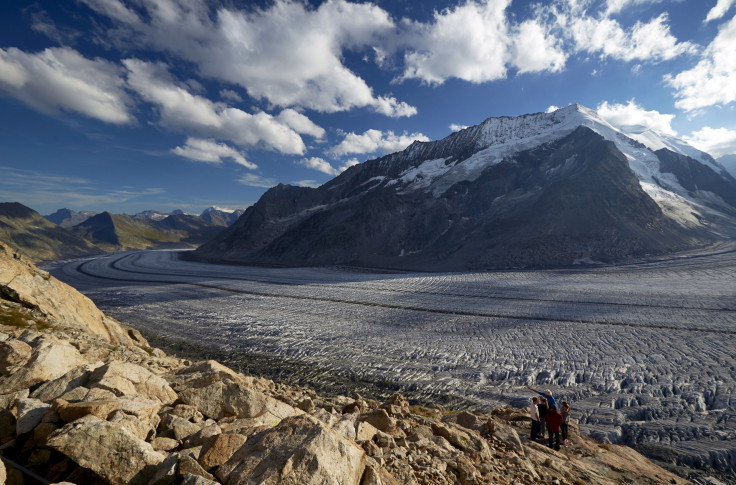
[545,406,564,450]
[537,396,548,439]
[561,401,571,443]
[530,397,541,440]
[527,385,558,411]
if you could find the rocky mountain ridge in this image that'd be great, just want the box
[0,240,697,484]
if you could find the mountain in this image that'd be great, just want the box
[132,209,172,221]
[0,202,102,262]
[200,206,246,226]
[70,211,222,251]
[190,105,736,270]
[719,154,736,178]
[44,208,97,228]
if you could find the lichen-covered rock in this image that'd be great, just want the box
[15,397,51,435]
[87,361,177,404]
[47,415,165,485]
[178,378,299,422]
[199,433,248,470]
[0,339,32,374]
[30,362,103,402]
[0,336,85,395]
[216,414,366,485]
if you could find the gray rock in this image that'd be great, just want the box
[15,397,51,435]
[216,414,365,485]
[47,415,165,485]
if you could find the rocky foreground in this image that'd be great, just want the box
[0,241,693,485]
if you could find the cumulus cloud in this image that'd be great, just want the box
[450,123,468,132]
[80,0,415,117]
[568,13,696,63]
[546,105,561,113]
[705,0,736,22]
[124,58,307,155]
[330,129,429,156]
[400,0,511,84]
[237,173,278,188]
[511,19,567,74]
[171,137,256,169]
[683,127,736,158]
[596,100,676,135]
[297,157,340,176]
[0,47,131,124]
[277,109,326,139]
[297,156,360,176]
[667,15,736,111]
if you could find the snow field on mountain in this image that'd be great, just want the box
[46,248,736,473]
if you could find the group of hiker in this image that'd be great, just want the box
[527,385,570,451]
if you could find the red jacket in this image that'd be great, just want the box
[545,409,564,432]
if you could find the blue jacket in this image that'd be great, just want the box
[539,392,557,410]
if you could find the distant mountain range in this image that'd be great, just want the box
[190,104,736,270]
[43,207,245,228]
[0,203,102,261]
[0,204,246,261]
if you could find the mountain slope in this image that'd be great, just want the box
[0,202,102,262]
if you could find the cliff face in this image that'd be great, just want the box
[0,241,692,485]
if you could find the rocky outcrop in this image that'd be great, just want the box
[0,240,702,485]
[0,241,147,347]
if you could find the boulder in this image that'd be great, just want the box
[166,360,249,392]
[30,362,103,403]
[88,361,177,404]
[362,457,401,485]
[0,339,32,374]
[47,415,165,485]
[198,433,248,470]
[0,336,86,394]
[15,397,51,435]
[217,414,366,485]
[178,378,299,422]
[181,474,219,485]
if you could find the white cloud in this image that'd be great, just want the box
[124,58,307,155]
[596,99,676,135]
[297,157,339,176]
[667,15,736,111]
[546,105,560,113]
[568,13,696,63]
[604,0,667,16]
[511,19,567,74]
[219,89,242,103]
[330,129,429,156]
[81,0,415,117]
[277,109,326,139]
[297,156,360,176]
[171,137,256,169]
[237,173,277,188]
[293,179,320,188]
[450,123,468,132]
[683,126,736,158]
[0,47,131,124]
[400,0,512,84]
[706,0,736,22]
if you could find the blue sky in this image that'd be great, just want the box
[1,0,736,215]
